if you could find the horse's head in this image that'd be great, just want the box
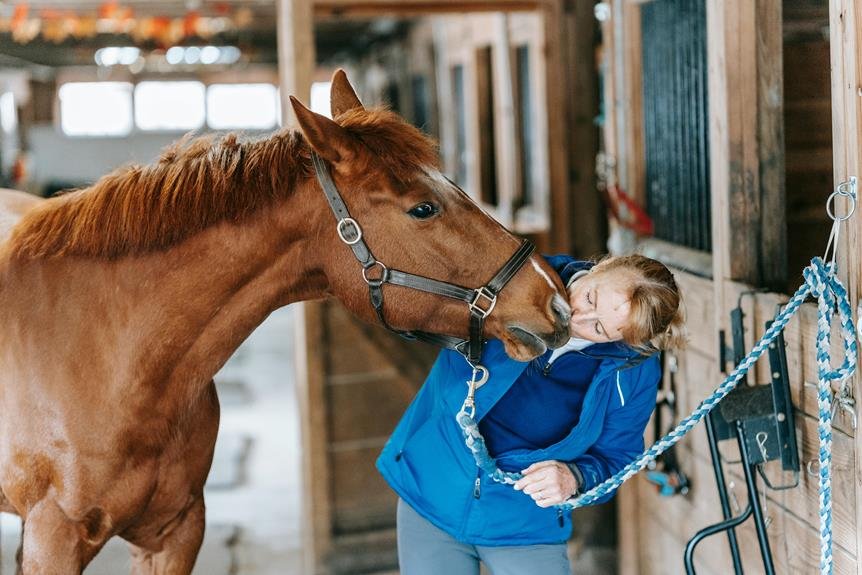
[289,70,569,361]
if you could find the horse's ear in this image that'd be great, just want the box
[330,69,364,118]
[289,95,357,165]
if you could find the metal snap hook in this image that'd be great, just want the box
[467,364,489,389]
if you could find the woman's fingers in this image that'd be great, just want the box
[513,460,578,508]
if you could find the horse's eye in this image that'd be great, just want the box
[407,202,439,220]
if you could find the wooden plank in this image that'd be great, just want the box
[330,446,399,533]
[756,0,787,289]
[493,14,517,229]
[295,301,332,575]
[617,483,640,575]
[827,0,862,570]
[622,1,646,208]
[566,0,605,258]
[673,270,716,358]
[314,0,540,16]
[709,0,786,290]
[277,2,320,572]
[640,239,713,279]
[542,0,573,253]
[277,0,314,127]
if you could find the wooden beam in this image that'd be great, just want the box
[294,301,331,575]
[756,0,787,289]
[277,0,314,126]
[314,0,539,17]
[827,1,862,571]
[566,0,605,258]
[276,2,320,572]
[543,0,573,254]
[709,0,785,291]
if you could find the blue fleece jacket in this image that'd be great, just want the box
[376,255,661,545]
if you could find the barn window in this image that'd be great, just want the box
[1,92,17,134]
[134,81,205,132]
[641,0,711,253]
[59,82,133,137]
[207,83,279,130]
[310,81,332,118]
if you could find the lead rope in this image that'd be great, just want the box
[456,181,858,575]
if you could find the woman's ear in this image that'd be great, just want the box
[289,95,358,165]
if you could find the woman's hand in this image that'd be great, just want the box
[513,460,579,508]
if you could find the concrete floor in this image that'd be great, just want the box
[0,305,306,574]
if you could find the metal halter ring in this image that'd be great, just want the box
[826,178,857,222]
[337,217,363,245]
[362,261,389,286]
[468,287,498,319]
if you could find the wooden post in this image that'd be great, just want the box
[494,13,517,229]
[708,0,785,333]
[756,0,786,288]
[314,0,539,16]
[566,0,604,258]
[277,0,314,126]
[827,1,862,572]
[542,0,573,253]
[276,1,320,572]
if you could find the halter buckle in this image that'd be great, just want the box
[337,217,363,245]
[362,261,389,286]
[469,287,498,319]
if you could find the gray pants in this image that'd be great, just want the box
[396,499,571,575]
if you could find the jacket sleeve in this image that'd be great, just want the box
[569,359,661,504]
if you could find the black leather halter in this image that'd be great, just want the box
[311,151,535,365]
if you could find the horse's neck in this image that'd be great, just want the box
[7,179,331,401]
[133,181,331,387]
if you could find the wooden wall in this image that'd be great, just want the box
[620,273,859,574]
[610,0,862,573]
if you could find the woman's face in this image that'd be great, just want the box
[567,269,632,343]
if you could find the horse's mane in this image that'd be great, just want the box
[9,107,439,259]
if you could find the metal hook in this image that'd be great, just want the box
[806,460,818,477]
[755,431,770,462]
[827,177,857,222]
[831,388,857,429]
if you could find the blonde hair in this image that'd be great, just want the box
[590,254,687,353]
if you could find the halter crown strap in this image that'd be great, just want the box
[310,150,536,365]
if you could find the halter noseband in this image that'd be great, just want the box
[311,151,535,365]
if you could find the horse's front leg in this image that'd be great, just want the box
[21,499,104,574]
[128,495,206,575]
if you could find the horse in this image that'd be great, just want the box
[0,70,570,574]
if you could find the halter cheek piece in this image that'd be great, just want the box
[311,151,535,366]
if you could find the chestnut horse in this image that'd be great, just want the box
[0,71,570,574]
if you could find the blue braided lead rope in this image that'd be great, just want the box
[804,261,857,575]
[456,257,856,575]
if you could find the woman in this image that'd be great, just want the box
[376,253,686,575]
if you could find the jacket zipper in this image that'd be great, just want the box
[458,468,483,539]
[557,508,564,527]
[542,361,552,376]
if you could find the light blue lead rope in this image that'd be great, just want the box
[456,257,856,575]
